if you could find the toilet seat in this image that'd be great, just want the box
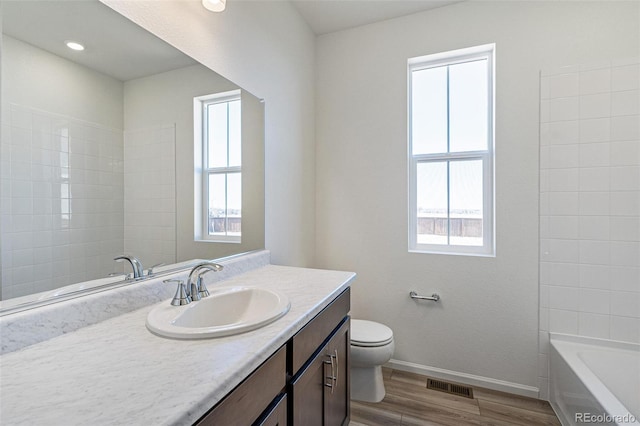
[351,319,394,347]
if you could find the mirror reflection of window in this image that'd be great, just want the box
[197,91,242,242]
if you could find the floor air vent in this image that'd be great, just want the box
[426,378,474,399]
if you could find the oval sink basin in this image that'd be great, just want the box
[146,286,291,339]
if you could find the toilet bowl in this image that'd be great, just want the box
[350,319,394,403]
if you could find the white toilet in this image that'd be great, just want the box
[350,319,395,403]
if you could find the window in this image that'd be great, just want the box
[408,45,495,256]
[194,90,241,242]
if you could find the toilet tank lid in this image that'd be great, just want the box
[351,319,393,345]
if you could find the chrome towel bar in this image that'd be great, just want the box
[409,291,440,302]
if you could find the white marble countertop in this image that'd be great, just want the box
[0,265,355,426]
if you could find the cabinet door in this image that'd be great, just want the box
[291,343,326,426]
[324,319,350,426]
[292,318,350,426]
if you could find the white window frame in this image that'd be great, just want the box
[194,89,242,243]
[408,44,495,256]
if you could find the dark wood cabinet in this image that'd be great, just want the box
[256,394,287,426]
[194,288,350,426]
[291,341,325,426]
[196,346,286,426]
[324,319,350,426]
[292,318,350,426]
[291,288,351,374]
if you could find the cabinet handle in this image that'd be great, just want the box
[324,353,336,394]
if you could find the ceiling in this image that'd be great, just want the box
[2,0,462,80]
[2,0,196,82]
[291,0,463,35]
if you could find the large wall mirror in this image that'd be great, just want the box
[0,0,265,307]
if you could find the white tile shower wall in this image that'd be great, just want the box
[123,125,176,267]
[0,104,124,299]
[539,59,640,398]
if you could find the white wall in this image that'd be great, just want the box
[102,0,316,267]
[315,1,640,393]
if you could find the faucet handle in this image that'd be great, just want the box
[165,279,191,306]
[108,272,132,280]
[145,263,165,277]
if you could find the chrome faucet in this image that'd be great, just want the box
[114,255,144,279]
[187,262,223,301]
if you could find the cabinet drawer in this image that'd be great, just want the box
[291,288,350,375]
[197,346,286,425]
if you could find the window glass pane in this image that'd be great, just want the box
[226,172,241,236]
[208,174,226,235]
[449,59,488,152]
[228,100,242,167]
[412,66,448,155]
[449,160,483,246]
[416,161,448,245]
[207,103,228,168]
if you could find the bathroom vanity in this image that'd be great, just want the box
[0,251,355,425]
[199,288,350,425]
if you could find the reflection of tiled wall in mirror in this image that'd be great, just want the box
[0,105,125,299]
[124,124,176,268]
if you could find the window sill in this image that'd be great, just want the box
[408,248,495,258]
[195,238,241,244]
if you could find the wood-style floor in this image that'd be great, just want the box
[350,368,561,426]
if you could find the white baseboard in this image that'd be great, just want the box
[386,358,540,399]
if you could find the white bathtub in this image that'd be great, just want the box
[550,334,639,426]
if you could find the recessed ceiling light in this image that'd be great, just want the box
[202,0,226,12]
[65,41,85,51]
